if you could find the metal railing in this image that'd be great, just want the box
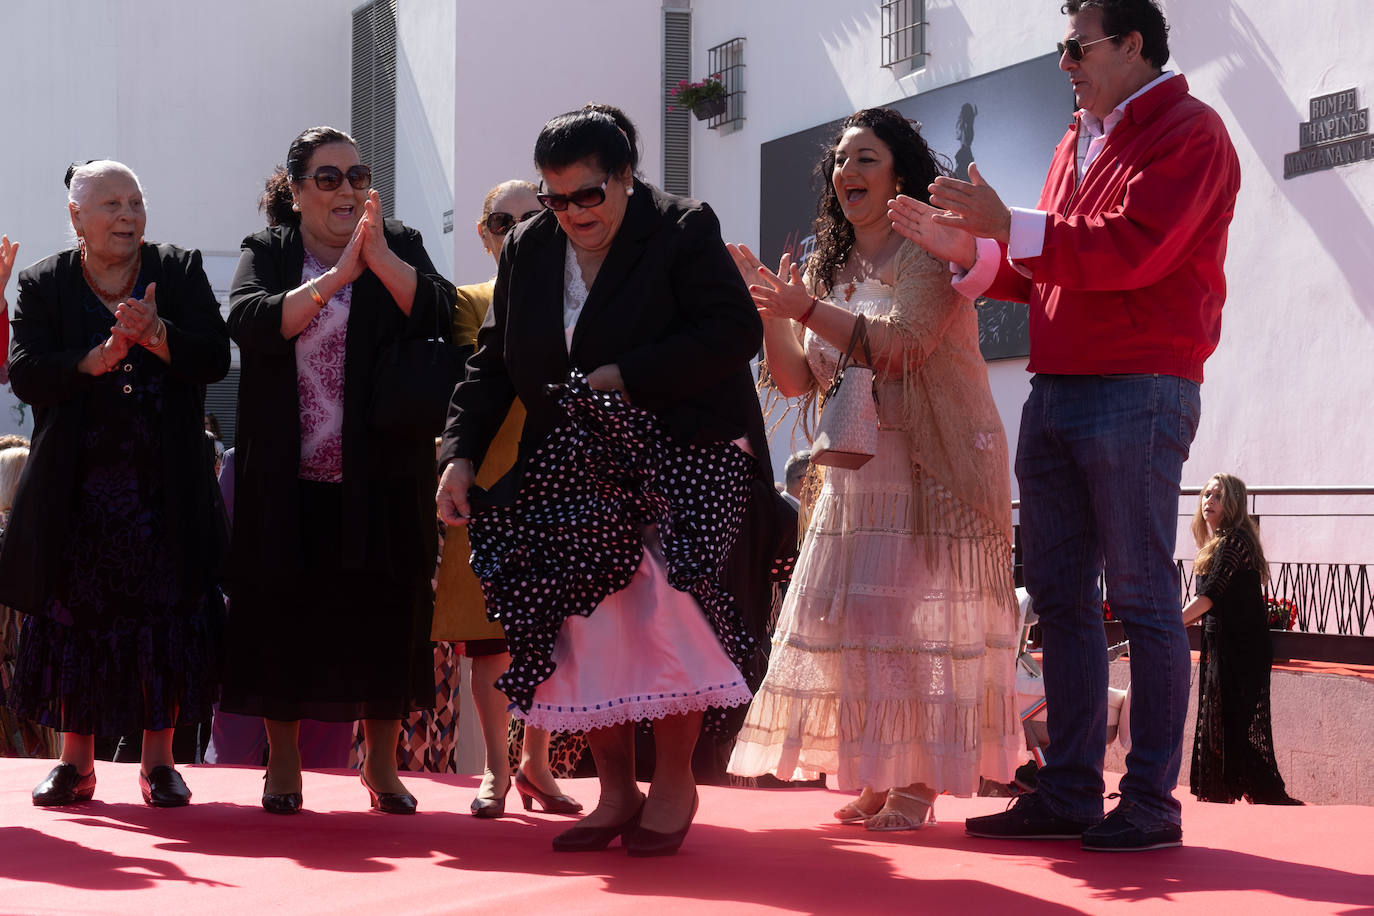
[1013,485,1374,661]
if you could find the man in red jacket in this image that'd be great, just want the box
[891,0,1240,852]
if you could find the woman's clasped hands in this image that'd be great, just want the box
[332,189,389,284]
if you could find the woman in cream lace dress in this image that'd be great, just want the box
[727,108,1020,831]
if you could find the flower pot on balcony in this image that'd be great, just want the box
[692,97,728,120]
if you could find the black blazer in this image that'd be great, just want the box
[439,180,763,479]
[227,219,456,583]
[0,243,230,614]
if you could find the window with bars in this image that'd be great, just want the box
[352,0,397,218]
[663,8,692,196]
[706,37,745,131]
[881,0,927,70]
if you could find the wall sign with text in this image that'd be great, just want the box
[1284,87,1372,179]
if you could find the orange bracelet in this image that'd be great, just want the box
[798,296,819,327]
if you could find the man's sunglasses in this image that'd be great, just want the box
[1057,34,1118,61]
[536,176,610,212]
[484,209,542,236]
[296,164,373,191]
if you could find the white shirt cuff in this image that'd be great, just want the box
[1008,208,1049,261]
[949,236,1002,300]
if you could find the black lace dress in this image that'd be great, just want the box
[1190,533,1299,804]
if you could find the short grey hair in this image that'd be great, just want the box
[67,160,143,209]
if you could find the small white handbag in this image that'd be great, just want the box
[811,315,878,469]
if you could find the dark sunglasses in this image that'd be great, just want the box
[1057,34,1119,61]
[484,209,542,236]
[296,164,373,191]
[536,176,610,212]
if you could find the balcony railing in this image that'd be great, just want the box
[1013,485,1374,664]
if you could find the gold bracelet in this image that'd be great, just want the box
[306,278,327,308]
[144,318,167,349]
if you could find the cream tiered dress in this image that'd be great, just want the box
[728,245,1020,796]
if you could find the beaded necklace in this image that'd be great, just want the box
[80,246,140,306]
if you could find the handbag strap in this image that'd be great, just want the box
[825,314,874,396]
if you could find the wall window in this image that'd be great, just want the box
[706,37,746,132]
[881,0,927,70]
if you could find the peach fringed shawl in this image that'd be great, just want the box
[779,239,1013,560]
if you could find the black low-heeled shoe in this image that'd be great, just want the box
[139,765,192,808]
[32,763,97,807]
[514,770,583,815]
[551,797,644,852]
[261,773,303,815]
[361,771,417,815]
[625,793,698,858]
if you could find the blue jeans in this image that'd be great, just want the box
[1016,374,1200,827]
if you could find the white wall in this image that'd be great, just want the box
[0,0,357,436]
[688,0,1374,565]
[447,0,667,287]
[395,0,457,279]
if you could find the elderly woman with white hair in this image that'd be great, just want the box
[0,160,230,807]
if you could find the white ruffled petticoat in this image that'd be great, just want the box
[515,527,753,732]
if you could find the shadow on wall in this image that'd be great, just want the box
[1176,1,1374,323]
[816,2,978,109]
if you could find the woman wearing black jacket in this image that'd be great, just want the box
[1,160,229,808]
[220,126,456,815]
[438,109,764,856]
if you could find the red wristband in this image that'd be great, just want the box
[798,296,819,327]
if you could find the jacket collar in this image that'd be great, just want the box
[569,178,655,351]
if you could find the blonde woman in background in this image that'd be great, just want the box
[1182,474,1300,805]
[433,178,581,819]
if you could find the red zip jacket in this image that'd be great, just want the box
[986,75,1241,382]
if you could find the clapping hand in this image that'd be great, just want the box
[887,195,978,268]
[726,243,812,321]
[924,163,1012,245]
[0,235,18,308]
[332,208,369,285]
[112,282,160,347]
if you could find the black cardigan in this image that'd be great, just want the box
[0,243,230,614]
[226,220,456,585]
[439,180,763,480]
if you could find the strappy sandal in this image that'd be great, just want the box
[865,789,937,832]
[834,789,887,824]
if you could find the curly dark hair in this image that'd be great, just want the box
[807,108,950,297]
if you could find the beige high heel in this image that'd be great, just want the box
[865,789,937,832]
[834,789,887,824]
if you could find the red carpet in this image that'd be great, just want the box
[1,759,1369,915]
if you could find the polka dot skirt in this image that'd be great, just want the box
[468,370,756,735]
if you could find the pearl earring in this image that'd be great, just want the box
[625,185,634,197]
[292,201,301,212]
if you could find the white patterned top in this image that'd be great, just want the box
[295,251,350,482]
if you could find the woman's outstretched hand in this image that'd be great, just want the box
[726,243,812,321]
[887,195,978,269]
